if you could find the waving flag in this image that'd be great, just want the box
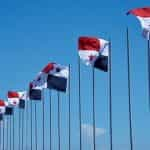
[1,101,14,115]
[8,91,28,108]
[8,91,20,106]
[28,64,52,101]
[29,82,42,100]
[127,7,150,39]
[18,91,28,108]
[42,63,69,92]
[78,36,109,72]
[28,64,53,100]
[0,100,6,114]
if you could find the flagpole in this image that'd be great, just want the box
[0,121,1,150]
[68,65,71,150]
[108,39,113,150]
[31,101,33,150]
[147,34,150,111]
[19,109,21,150]
[7,117,9,150]
[2,117,5,150]
[42,91,45,150]
[10,116,12,150]
[6,117,8,150]
[12,110,15,150]
[126,28,133,150]
[22,109,24,150]
[57,92,61,150]
[92,67,96,150]
[26,102,29,150]
[0,120,2,150]
[78,57,82,150]
[49,91,52,150]
[0,116,3,149]
[35,103,38,150]
[20,110,22,150]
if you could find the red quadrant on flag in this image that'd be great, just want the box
[0,100,5,106]
[128,7,150,17]
[42,63,54,73]
[8,91,19,98]
[78,37,100,51]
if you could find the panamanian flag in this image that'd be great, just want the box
[0,100,14,115]
[29,64,52,100]
[0,100,6,114]
[7,91,28,109]
[18,91,28,108]
[78,36,109,72]
[42,63,69,92]
[127,7,150,40]
[29,82,42,100]
[29,65,50,100]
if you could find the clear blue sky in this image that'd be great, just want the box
[0,0,150,150]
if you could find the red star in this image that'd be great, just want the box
[13,101,17,105]
[89,55,96,61]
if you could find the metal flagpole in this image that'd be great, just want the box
[108,39,113,150]
[31,101,33,150]
[9,116,12,150]
[13,110,15,150]
[126,28,133,150]
[68,65,71,150]
[26,102,29,150]
[3,117,5,150]
[42,91,45,150]
[57,92,60,150]
[19,109,21,150]
[49,91,52,150]
[25,101,28,149]
[0,120,1,150]
[78,57,82,150]
[35,103,38,150]
[147,34,150,110]
[6,117,8,150]
[92,67,96,150]
[0,120,2,150]
[22,109,24,150]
